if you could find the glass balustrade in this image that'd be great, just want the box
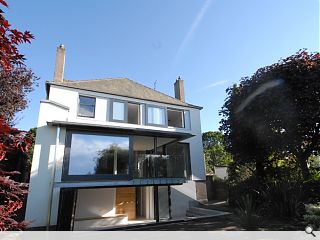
[132,154,186,179]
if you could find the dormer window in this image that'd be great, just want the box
[110,100,140,124]
[167,109,184,128]
[146,106,166,126]
[78,95,95,118]
[111,101,126,122]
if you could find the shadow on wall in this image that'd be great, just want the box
[206,175,228,202]
[26,125,60,226]
[170,183,199,219]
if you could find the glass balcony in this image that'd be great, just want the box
[132,154,186,179]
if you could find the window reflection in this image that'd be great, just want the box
[68,133,129,176]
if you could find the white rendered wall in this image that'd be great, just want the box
[26,84,206,227]
[25,101,68,227]
[170,181,197,219]
[182,108,206,181]
[48,85,205,180]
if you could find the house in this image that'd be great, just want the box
[25,45,207,230]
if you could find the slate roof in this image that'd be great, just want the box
[46,78,202,109]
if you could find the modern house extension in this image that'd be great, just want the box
[25,45,207,230]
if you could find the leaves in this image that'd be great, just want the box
[0,118,31,230]
[220,50,320,181]
[202,131,232,173]
[0,66,38,122]
[0,0,34,71]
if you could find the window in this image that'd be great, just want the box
[78,96,95,118]
[110,100,140,124]
[147,106,166,126]
[167,109,184,128]
[128,103,140,124]
[112,101,126,121]
[63,132,130,181]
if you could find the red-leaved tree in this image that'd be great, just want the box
[0,0,34,71]
[0,118,31,230]
[0,0,35,230]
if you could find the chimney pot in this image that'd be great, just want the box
[53,44,66,82]
[174,77,185,102]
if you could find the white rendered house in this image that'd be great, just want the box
[25,45,207,230]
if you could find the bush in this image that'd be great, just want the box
[260,181,304,219]
[304,203,320,230]
[234,194,262,230]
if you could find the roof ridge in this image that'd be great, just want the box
[63,77,127,83]
[46,78,202,109]
[63,78,186,104]
[127,79,186,105]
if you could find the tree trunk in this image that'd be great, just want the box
[255,159,265,180]
[297,153,310,181]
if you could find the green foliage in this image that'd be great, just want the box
[220,50,320,181]
[234,194,262,230]
[202,131,232,174]
[26,127,36,167]
[304,203,320,230]
[260,181,304,219]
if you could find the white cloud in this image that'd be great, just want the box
[174,0,213,64]
[197,80,229,92]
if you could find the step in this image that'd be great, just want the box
[186,207,231,218]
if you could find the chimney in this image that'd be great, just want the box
[53,44,65,82]
[174,76,185,102]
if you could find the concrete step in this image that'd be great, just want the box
[197,201,230,212]
[186,206,230,218]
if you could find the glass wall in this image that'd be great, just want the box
[63,132,190,181]
[65,133,130,179]
[132,136,189,179]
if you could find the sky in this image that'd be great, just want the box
[6,0,319,132]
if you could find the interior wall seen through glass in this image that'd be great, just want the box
[167,109,184,128]
[128,103,140,124]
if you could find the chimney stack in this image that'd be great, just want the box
[174,76,185,102]
[53,44,65,82]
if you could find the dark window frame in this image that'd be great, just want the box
[167,108,185,128]
[62,130,133,181]
[109,99,128,123]
[145,104,168,127]
[77,95,96,118]
[109,99,141,125]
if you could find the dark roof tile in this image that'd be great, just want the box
[47,78,202,109]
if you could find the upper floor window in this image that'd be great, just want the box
[78,96,95,118]
[128,102,140,124]
[110,100,140,124]
[112,101,126,121]
[147,106,166,126]
[167,109,184,128]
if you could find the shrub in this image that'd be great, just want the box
[260,181,304,219]
[234,194,262,230]
[303,203,320,230]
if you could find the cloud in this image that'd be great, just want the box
[197,80,229,92]
[174,0,213,64]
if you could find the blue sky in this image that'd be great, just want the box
[7,0,319,132]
